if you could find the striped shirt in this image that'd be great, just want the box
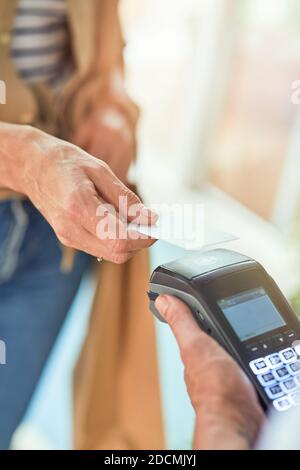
[11,0,71,84]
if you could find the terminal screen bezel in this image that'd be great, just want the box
[193,266,297,347]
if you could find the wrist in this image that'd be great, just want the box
[97,73,139,130]
[194,410,253,450]
[0,123,42,194]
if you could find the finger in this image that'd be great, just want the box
[64,180,155,254]
[60,211,153,262]
[87,164,158,225]
[94,195,156,250]
[155,295,211,356]
[43,200,120,262]
[59,222,134,263]
[126,232,156,251]
[81,221,154,262]
[53,203,138,263]
[96,212,156,251]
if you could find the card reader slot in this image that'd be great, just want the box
[147,291,159,302]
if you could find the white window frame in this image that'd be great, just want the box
[174,0,241,188]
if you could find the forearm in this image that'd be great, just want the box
[0,122,38,193]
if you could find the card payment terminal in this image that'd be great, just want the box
[148,249,300,413]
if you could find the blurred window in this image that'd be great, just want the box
[207,0,300,222]
[121,0,300,226]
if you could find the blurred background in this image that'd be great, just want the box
[12,0,300,449]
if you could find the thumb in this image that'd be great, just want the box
[155,295,207,355]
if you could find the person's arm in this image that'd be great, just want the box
[0,122,32,193]
[0,122,157,263]
[193,408,257,450]
[71,0,139,183]
[155,295,265,450]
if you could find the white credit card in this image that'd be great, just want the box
[130,205,237,250]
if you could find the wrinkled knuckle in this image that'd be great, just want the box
[58,236,71,247]
[55,222,65,239]
[56,142,73,157]
[54,216,74,245]
[111,253,130,264]
[120,186,140,205]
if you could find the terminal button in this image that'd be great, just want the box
[257,371,277,387]
[287,360,300,376]
[260,340,272,353]
[284,330,296,343]
[245,344,260,357]
[273,366,290,381]
[265,383,284,399]
[249,358,269,375]
[289,391,300,406]
[273,396,292,412]
[279,348,297,364]
[273,334,286,348]
[282,378,297,393]
[265,353,282,369]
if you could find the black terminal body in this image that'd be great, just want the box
[148,249,300,413]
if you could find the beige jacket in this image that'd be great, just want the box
[0,0,164,449]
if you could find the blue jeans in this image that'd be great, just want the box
[0,200,91,449]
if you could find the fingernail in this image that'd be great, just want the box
[155,295,169,318]
[148,209,159,224]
